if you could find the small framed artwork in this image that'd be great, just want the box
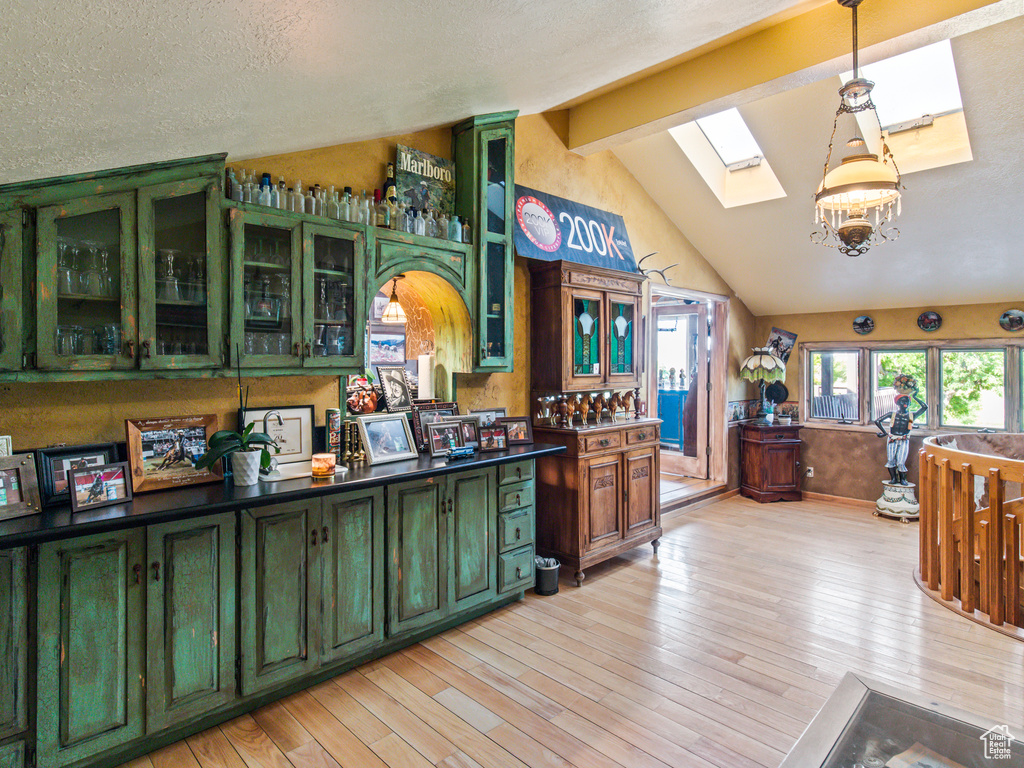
[369,325,406,365]
[37,442,119,507]
[470,407,508,427]
[917,311,942,332]
[239,405,314,466]
[357,413,420,465]
[498,416,533,445]
[0,453,41,521]
[445,415,481,449]
[377,365,414,412]
[427,422,464,458]
[853,315,874,335]
[69,462,132,513]
[126,415,222,493]
[411,402,459,450]
[478,424,509,452]
[0,436,11,457]
[766,327,797,363]
[999,309,1024,332]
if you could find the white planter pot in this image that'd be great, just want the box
[231,450,262,486]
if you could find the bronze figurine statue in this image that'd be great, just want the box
[874,375,926,485]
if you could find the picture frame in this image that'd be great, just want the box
[445,415,481,449]
[125,415,222,493]
[470,407,508,427]
[37,442,119,507]
[377,365,414,412]
[766,327,798,363]
[411,402,459,450]
[356,413,420,465]
[478,424,509,452]
[0,453,41,521]
[427,422,464,458]
[497,416,533,445]
[239,405,314,465]
[0,436,11,457]
[68,462,132,513]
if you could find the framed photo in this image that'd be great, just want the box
[427,422,464,458]
[498,416,533,445]
[478,424,508,452]
[377,365,414,412]
[411,402,459,450]
[356,413,419,465]
[0,453,41,521]
[766,327,797,363]
[37,442,119,507]
[125,415,222,493]
[69,462,132,513]
[0,436,11,457]
[470,407,507,427]
[445,415,481,449]
[239,405,313,465]
[369,325,406,365]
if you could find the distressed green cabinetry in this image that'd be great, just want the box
[146,513,236,732]
[0,211,24,372]
[0,548,27,753]
[449,469,496,613]
[301,221,364,369]
[37,530,146,768]
[0,742,24,768]
[454,111,517,372]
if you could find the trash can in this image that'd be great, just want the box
[534,556,560,596]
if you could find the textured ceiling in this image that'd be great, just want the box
[0,0,816,183]
[613,15,1024,315]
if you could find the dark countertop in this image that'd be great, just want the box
[0,444,565,549]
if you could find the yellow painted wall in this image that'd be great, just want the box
[757,300,1024,393]
[0,114,757,451]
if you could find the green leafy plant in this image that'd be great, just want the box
[194,423,279,470]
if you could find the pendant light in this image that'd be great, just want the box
[811,0,903,257]
[381,275,407,325]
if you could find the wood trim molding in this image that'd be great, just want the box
[801,491,876,510]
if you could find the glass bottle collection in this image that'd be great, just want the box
[226,162,472,245]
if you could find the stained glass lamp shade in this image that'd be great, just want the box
[740,347,786,419]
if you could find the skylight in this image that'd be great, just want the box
[843,39,963,129]
[695,108,763,167]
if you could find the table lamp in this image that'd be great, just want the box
[739,347,786,423]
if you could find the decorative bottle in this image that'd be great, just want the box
[341,187,353,221]
[462,218,473,244]
[437,210,449,239]
[424,208,437,238]
[449,215,462,242]
[383,162,397,206]
[374,189,389,228]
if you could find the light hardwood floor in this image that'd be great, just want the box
[119,496,1024,768]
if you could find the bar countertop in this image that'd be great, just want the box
[0,443,566,549]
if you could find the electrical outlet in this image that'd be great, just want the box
[806,466,814,478]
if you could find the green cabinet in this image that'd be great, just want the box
[145,513,236,732]
[0,548,27,742]
[302,221,364,369]
[37,529,146,768]
[0,211,23,372]
[0,742,24,768]
[448,469,496,613]
[454,112,517,372]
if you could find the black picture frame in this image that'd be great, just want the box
[478,424,509,452]
[445,416,481,449]
[37,442,119,507]
[68,461,133,513]
[427,422,464,458]
[470,407,508,427]
[410,402,459,450]
[497,416,534,445]
[377,365,415,412]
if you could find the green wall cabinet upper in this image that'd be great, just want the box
[0,211,24,372]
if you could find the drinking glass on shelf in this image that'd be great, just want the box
[325,326,342,356]
[244,332,256,355]
[277,275,291,319]
[55,326,75,356]
[188,254,206,303]
[157,249,182,301]
[98,247,117,297]
[98,324,120,355]
[79,327,98,355]
[313,324,326,357]
[315,279,330,320]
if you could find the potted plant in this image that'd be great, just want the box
[195,423,278,486]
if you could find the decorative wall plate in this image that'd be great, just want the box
[853,315,874,335]
[999,309,1024,332]
[917,311,942,332]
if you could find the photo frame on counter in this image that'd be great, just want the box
[0,436,11,457]
[427,422,464,458]
[411,402,459,450]
[68,462,132,513]
[356,413,420,465]
[125,414,222,493]
[37,442,119,507]
[445,415,481,449]
[470,407,507,427]
[498,416,533,445]
[0,453,41,521]
[239,405,314,465]
[478,424,509,452]
[376,365,414,412]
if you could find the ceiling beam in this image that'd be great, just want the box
[566,0,1013,155]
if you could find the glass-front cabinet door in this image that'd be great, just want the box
[566,288,604,390]
[302,222,362,368]
[478,127,514,370]
[606,292,640,388]
[0,210,23,371]
[229,208,303,368]
[36,192,137,371]
[138,178,223,369]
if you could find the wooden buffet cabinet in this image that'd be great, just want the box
[740,422,803,502]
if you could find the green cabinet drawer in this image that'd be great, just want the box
[498,508,534,553]
[498,460,534,486]
[0,741,24,768]
[498,545,535,594]
[497,482,534,513]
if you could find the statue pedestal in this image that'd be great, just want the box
[875,481,919,523]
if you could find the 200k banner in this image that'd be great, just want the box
[512,185,638,273]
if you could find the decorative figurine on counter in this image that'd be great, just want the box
[591,392,606,422]
[622,390,635,417]
[873,374,926,523]
[608,391,623,421]
[578,393,592,423]
[565,393,581,425]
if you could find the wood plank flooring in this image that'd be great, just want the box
[120,496,1024,768]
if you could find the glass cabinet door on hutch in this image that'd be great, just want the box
[567,288,604,389]
[606,292,640,387]
[228,208,303,368]
[138,178,223,369]
[36,192,137,371]
[301,222,363,368]
[0,210,23,371]
[478,127,514,369]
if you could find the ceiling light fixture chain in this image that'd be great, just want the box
[811,0,904,258]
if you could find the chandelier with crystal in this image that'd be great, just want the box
[811,0,903,257]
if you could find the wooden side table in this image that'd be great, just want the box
[740,422,803,502]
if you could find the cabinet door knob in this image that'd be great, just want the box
[600,439,609,446]
[151,562,160,582]
[141,339,151,358]
[516,566,523,579]
[322,526,329,542]
[516,466,521,478]
[293,342,302,357]
[310,528,318,546]
[126,339,135,359]
[133,563,141,584]
[304,342,312,357]
[515,526,521,540]
[515,493,521,506]
[638,432,646,440]
[448,498,453,515]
